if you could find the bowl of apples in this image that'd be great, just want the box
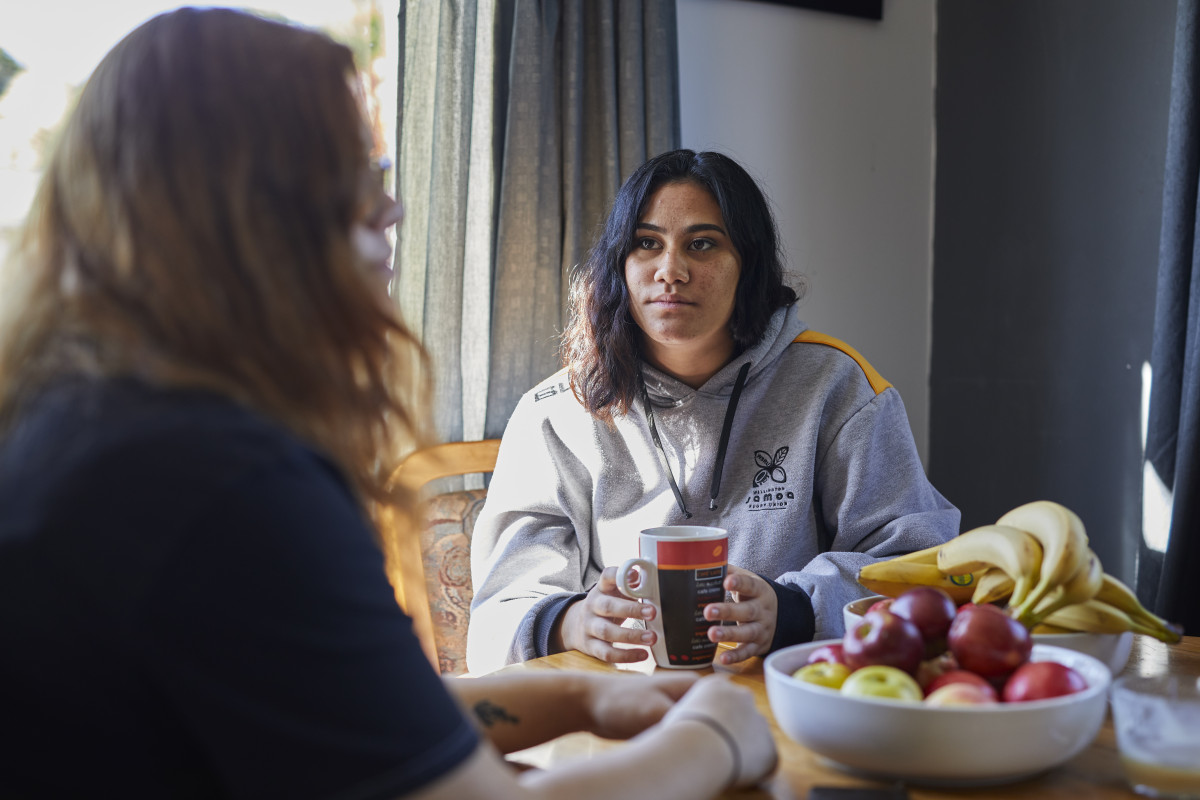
[843,593,1134,676]
[766,588,1112,786]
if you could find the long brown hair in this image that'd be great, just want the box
[0,8,428,503]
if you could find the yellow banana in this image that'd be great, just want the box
[1024,548,1103,627]
[971,567,1015,605]
[888,543,943,565]
[1030,623,1077,635]
[1041,598,1132,634]
[1094,573,1183,644]
[857,560,977,605]
[997,500,1090,621]
[936,524,1043,609]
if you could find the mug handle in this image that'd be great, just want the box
[616,558,656,600]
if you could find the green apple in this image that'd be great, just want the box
[793,661,851,690]
[840,665,923,702]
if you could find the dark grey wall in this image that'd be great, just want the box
[930,1,1177,583]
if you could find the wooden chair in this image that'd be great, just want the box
[378,439,501,674]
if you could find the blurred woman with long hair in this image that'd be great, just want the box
[0,10,774,799]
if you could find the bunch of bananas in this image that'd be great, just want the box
[857,500,1183,643]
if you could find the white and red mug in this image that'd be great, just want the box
[617,525,728,669]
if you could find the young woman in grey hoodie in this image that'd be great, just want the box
[467,150,960,676]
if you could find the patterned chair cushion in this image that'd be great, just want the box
[419,488,488,675]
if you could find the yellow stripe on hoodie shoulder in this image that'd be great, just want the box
[792,331,893,395]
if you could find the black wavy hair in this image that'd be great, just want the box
[562,149,800,420]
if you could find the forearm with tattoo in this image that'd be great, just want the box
[472,699,520,728]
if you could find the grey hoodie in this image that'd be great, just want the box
[467,304,960,674]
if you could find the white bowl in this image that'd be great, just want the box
[764,641,1111,786]
[842,594,889,632]
[1030,629,1133,676]
[842,595,1134,676]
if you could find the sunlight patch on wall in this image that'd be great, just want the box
[1140,360,1172,553]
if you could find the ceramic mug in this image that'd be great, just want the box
[617,525,728,669]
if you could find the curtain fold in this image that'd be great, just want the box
[1144,0,1200,634]
[395,0,496,446]
[396,0,679,446]
[485,0,680,437]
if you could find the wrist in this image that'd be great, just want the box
[559,672,596,733]
[551,596,582,653]
[761,575,814,651]
[666,713,739,790]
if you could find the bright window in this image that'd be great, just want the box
[0,0,400,266]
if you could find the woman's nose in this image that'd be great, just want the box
[374,194,404,231]
[654,248,689,284]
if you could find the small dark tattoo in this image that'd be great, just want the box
[473,700,520,728]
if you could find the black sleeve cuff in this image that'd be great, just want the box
[529,592,587,658]
[759,574,816,652]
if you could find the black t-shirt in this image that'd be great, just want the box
[0,378,478,799]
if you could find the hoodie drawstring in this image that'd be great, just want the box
[638,361,751,519]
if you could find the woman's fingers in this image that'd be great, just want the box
[559,569,662,663]
[716,642,765,665]
[707,621,770,667]
[704,609,771,665]
[584,613,656,646]
[582,672,701,739]
[703,600,755,623]
[589,592,654,624]
[583,640,653,664]
[699,566,778,664]
[575,613,655,663]
[724,565,764,597]
[594,564,622,591]
[707,620,762,642]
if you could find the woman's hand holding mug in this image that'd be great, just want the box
[555,566,659,664]
[702,566,779,665]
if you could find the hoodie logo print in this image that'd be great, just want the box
[752,447,789,486]
[744,444,795,513]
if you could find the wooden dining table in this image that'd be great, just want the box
[503,634,1200,799]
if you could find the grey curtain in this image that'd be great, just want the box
[395,0,680,445]
[395,0,499,446]
[1144,0,1200,634]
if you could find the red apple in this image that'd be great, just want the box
[843,608,925,676]
[868,597,895,614]
[924,669,999,700]
[805,642,846,666]
[1002,661,1088,703]
[890,587,957,656]
[924,682,999,707]
[947,603,1032,679]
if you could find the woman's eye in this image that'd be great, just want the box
[690,238,715,252]
[636,237,659,250]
